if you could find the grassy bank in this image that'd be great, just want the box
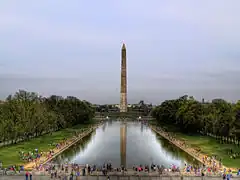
[0,123,94,168]
[151,122,240,168]
[176,133,240,168]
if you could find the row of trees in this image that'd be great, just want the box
[0,90,95,145]
[95,100,153,116]
[151,95,240,144]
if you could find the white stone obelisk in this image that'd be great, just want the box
[120,43,127,112]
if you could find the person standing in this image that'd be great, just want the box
[29,172,32,180]
[25,171,29,180]
[76,170,80,180]
[227,171,232,180]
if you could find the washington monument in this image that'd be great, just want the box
[120,43,127,112]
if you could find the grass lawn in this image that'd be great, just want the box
[175,133,240,168]
[152,122,240,168]
[0,123,92,168]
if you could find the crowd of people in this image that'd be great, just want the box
[31,162,240,179]
[33,162,182,177]
[17,139,70,169]
[22,128,95,170]
[1,160,240,179]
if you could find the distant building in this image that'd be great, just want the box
[114,104,132,109]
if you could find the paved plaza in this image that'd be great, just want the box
[1,175,239,180]
[1,169,239,180]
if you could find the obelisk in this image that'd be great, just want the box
[120,43,127,112]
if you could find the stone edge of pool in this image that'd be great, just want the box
[149,125,227,170]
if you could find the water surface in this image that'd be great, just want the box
[53,121,201,168]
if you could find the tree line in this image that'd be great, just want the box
[0,90,95,145]
[151,95,240,145]
[95,100,153,116]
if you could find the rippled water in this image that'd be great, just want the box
[53,121,201,168]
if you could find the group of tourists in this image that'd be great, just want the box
[35,162,240,179]
[0,165,24,175]
[1,160,240,179]
[35,163,104,179]
[183,162,240,180]
[33,162,183,177]
[17,138,71,166]
[39,161,240,177]
[132,163,180,174]
[19,148,43,162]
[26,131,88,169]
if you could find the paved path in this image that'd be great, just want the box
[24,123,102,170]
[31,169,180,176]
[1,168,239,180]
[1,175,239,180]
[149,125,226,170]
[1,169,231,179]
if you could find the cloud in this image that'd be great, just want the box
[0,14,114,48]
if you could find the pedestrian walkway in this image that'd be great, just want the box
[1,175,240,180]
[24,123,102,170]
[149,125,225,170]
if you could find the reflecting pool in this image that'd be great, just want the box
[53,121,201,168]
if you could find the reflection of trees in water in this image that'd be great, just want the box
[53,132,95,164]
[141,123,143,132]
[155,135,202,167]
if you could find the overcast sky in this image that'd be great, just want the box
[0,0,240,104]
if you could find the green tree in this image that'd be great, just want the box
[0,90,95,145]
[151,95,240,144]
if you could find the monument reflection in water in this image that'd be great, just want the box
[120,123,127,167]
[52,122,201,168]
